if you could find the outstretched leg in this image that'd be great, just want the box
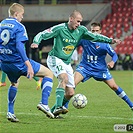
[104,78,133,110]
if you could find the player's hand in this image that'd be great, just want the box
[25,60,34,80]
[31,43,38,48]
[107,61,115,69]
[112,39,121,44]
[27,67,34,80]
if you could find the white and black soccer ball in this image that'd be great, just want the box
[72,94,88,109]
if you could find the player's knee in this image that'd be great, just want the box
[11,83,18,88]
[59,75,69,85]
[64,78,69,85]
[67,89,75,99]
[70,92,75,98]
[66,93,74,100]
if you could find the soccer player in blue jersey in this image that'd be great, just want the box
[0,3,55,122]
[64,22,133,112]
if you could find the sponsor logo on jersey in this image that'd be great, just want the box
[62,45,74,54]
[1,23,14,28]
[0,48,12,54]
[63,38,77,43]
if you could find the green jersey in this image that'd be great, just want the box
[33,23,112,64]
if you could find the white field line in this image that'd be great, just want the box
[0,112,132,121]
[76,115,133,120]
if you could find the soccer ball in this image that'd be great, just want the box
[72,94,88,109]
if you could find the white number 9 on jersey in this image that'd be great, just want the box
[1,29,10,45]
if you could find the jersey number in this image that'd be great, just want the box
[56,65,63,72]
[1,29,10,45]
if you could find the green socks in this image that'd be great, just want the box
[51,88,65,112]
[33,76,39,81]
[56,88,65,107]
[1,71,6,83]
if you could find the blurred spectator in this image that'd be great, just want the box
[130,53,133,70]
[115,54,123,70]
[122,54,132,70]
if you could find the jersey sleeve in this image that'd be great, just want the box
[16,41,28,62]
[15,24,29,62]
[0,24,3,43]
[33,25,59,44]
[16,24,28,43]
[81,26,113,44]
[106,44,118,63]
[78,39,84,46]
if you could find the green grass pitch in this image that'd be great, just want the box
[0,71,133,133]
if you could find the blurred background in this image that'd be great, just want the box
[0,0,133,70]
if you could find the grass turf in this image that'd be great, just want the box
[0,71,133,133]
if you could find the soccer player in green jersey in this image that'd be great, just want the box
[31,10,121,117]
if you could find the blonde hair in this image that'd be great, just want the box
[8,3,24,17]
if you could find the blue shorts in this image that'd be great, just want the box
[1,59,40,83]
[76,65,112,82]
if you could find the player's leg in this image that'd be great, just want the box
[104,78,133,110]
[53,65,76,116]
[7,81,20,122]
[51,73,70,116]
[0,71,7,87]
[74,71,85,86]
[63,65,90,109]
[47,56,70,116]
[35,63,54,118]
[1,63,20,122]
[63,71,84,108]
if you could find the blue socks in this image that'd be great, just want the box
[41,77,53,105]
[8,77,53,114]
[115,87,133,108]
[8,86,17,114]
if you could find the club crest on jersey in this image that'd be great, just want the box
[46,28,52,33]
[96,45,100,49]
[62,45,74,55]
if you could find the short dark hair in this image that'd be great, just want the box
[69,10,82,18]
[91,22,102,30]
